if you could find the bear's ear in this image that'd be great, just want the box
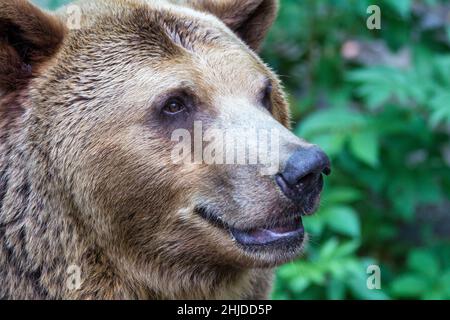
[186,0,278,52]
[0,0,67,91]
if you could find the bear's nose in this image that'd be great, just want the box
[276,146,331,201]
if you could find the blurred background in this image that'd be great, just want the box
[34,0,450,299]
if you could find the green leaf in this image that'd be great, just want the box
[308,133,347,157]
[428,92,450,127]
[318,238,340,260]
[334,240,361,258]
[289,277,311,293]
[349,131,380,167]
[296,108,366,138]
[390,274,429,298]
[324,206,361,237]
[407,250,440,278]
[277,263,301,279]
[300,265,327,285]
[430,107,450,128]
[356,83,393,110]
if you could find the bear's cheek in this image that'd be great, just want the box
[76,131,204,212]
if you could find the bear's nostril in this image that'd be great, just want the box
[296,172,316,187]
[276,146,330,201]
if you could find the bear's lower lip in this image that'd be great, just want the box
[194,206,305,248]
[230,217,304,246]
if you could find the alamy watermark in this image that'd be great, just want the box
[66,264,82,291]
[171,121,281,176]
[367,264,382,290]
[367,5,382,30]
[62,3,383,30]
[65,4,82,30]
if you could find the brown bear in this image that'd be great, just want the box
[0,0,330,299]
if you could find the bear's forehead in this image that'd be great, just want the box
[53,0,266,94]
[60,0,243,55]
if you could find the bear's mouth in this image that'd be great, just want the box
[230,217,304,246]
[194,206,305,248]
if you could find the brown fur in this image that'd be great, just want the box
[0,0,312,299]
[0,0,67,90]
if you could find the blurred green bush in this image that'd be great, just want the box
[34,0,450,300]
[263,0,450,300]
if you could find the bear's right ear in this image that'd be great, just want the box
[184,0,278,52]
[0,0,67,91]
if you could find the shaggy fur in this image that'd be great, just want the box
[0,0,315,299]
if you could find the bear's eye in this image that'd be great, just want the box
[262,82,273,111]
[162,98,186,115]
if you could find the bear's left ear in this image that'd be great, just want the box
[186,0,279,52]
[0,0,67,91]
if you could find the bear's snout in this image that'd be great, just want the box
[276,146,331,211]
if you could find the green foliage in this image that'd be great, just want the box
[36,0,450,300]
[264,0,450,300]
[390,248,450,299]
